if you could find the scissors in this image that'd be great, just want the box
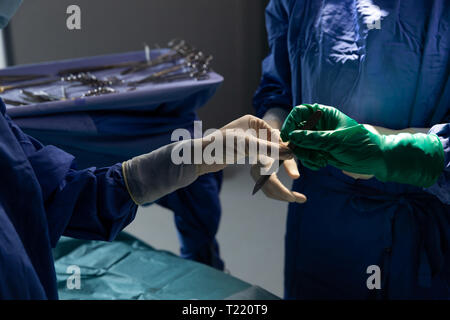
[252,110,323,195]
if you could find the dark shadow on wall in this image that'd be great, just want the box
[7,0,270,129]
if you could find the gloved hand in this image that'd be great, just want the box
[249,108,306,203]
[280,103,445,188]
[123,115,293,205]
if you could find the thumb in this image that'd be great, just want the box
[292,146,328,170]
[248,136,293,160]
[283,158,300,179]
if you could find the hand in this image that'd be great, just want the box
[281,104,444,188]
[197,115,294,175]
[249,117,307,203]
[250,152,307,203]
[123,115,293,205]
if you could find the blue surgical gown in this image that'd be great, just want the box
[0,99,138,299]
[254,0,449,299]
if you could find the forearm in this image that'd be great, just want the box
[282,104,444,187]
[263,107,289,130]
[45,163,138,245]
[364,125,430,135]
[424,123,450,204]
[376,123,449,204]
[360,124,444,187]
[123,140,199,205]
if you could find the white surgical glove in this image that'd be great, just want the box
[249,108,306,204]
[122,115,293,205]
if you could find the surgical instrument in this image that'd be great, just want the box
[82,86,116,97]
[1,98,29,106]
[0,78,59,93]
[120,39,196,75]
[62,72,122,87]
[57,40,193,76]
[128,52,212,86]
[21,89,61,103]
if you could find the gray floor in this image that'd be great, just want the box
[124,165,293,298]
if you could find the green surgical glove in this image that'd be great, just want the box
[280,104,445,188]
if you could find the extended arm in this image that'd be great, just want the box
[6,111,137,246]
[282,104,446,197]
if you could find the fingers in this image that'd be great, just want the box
[223,115,281,142]
[212,115,301,167]
[247,116,284,144]
[280,104,316,141]
[289,145,328,169]
[265,175,307,203]
[244,134,293,161]
[250,164,307,203]
[289,104,317,124]
[283,158,300,179]
[288,129,334,150]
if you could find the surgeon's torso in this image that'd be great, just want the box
[286,0,449,128]
[281,1,450,299]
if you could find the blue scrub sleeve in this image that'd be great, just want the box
[426,123,450,204]
[6,113,138,246]
[253,0,293,118]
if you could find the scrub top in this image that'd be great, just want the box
[254,0,449,299]
[0,99,137,299]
